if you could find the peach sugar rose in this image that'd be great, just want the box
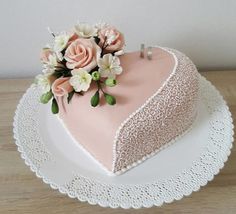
[98,26,125,53]
[64,38,100,71]
[52,77,73,97]
[67,32,79,46]
[40,48,53,64]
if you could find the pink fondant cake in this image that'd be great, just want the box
[56,47,199,175]
[36,23,199,175]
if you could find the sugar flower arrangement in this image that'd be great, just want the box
[35,22,125,114]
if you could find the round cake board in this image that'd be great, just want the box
[13,75,234,208]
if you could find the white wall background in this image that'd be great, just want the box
[0,0,236,78]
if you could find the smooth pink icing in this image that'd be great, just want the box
[57,48,175,170]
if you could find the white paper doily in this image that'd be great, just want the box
[13,75,234,209]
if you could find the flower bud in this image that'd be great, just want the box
[51,98,59,114]
[92,71,100,81]
[104,93,116,105]
[105,78,116,87]
[40,91,53,104]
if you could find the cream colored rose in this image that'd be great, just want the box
[64,38,101,71]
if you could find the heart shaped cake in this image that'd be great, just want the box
[57,47,199,174]
[36,22,199,175]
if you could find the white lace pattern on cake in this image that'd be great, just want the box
[112,48,200,173]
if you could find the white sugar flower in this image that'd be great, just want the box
[105,29,116,45]
[74,23,97,38]
[53,32,70,53]
[97,54,122,79]
[48,54,58,67]
[42,68,54,74]
[35,73,52,93]
[114,49,124,56]
[55,51,64,61]
[43,54,58,70]
[95,21,109,30]
[69,69,92,92]
[43,53,58,74]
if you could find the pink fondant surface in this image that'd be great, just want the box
[57,48,175,170]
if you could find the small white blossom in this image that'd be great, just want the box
[69,69,92,92]
[53,32,70,53]
[42,68,54,74]
[95,21,109,30]
[35,73,52,93]
[105,29,116,45]
[74,23,97,38]
[43,54,58,70]
[97,54,122,79]
[48,54,58,67]
[55,51,64,61]
[41,52,58,72]
[114,49,125,56]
